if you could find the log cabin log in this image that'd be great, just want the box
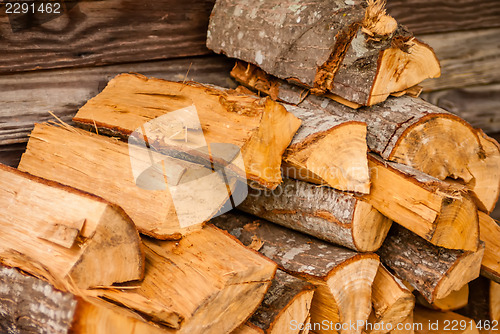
[478,212,500,284]
[231,64,500,213]
[0,265,170,334]
[377,224,485,304]
[367,265,415,334]
[86,225,277,334]
[245,270,315,334]
[457,277,500,334]
[413,306,479,334]
[238,177,392,252]
[212,211,380,334]
[0,164,144,289]
[416,284,469,312]
[207,0,440,106]
[18,123,234,240]
[72,73,301,190]
[364,154,479,252]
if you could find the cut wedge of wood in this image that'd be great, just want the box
[364,154,479,252]
[19,123,234,240]
[86,225,277,334]
[238,177,392,252]
[72,73,301,190]
[282,104,370,194]
[378,224,484,304]
[212,211,380,334]
[0,164,143,289]
[208,0,440,106]
[367,265,415,334]
[414,306,479,334]
[246,270,315,334]
[0,265,170,334]
[230,68,500,213]
[478,212,500,284]
[416,284,469,312]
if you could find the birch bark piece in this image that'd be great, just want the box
[212,211,380,334]
[86,225,277,334]
[18,123,234,240]
[231,64,500,213]
[238,177,391,252]
[207,0,440,106]
[0,164,144,289]
[72,73,301,190]
[377,224,485,304]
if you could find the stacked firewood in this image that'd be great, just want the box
[0,1,499,334]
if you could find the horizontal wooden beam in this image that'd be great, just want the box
[0,0,215,74]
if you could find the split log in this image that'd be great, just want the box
[457,277,500,334]
[0,163,144,289]
[0,265,171,334]
[72,73,301,189]
[478,212,500,284]
[416,284,469,312]
[377,224,485,304]
[282,104,370,194]
[207,0,440,106]
[364,154,479,252]
[18,123,234,240]
[389,313,414,334]
[212,211,380,334]
[87,225,277,334]
[367,265,415,334]
[233,324,264,334]
[238,177,392,252]
[231,64,500,213]
[245,270,315,334]
[413,306,479,334]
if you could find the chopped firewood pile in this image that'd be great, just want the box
[0,0,499,333]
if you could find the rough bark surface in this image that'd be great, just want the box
[377,224,484,303]
[238,177,391,252]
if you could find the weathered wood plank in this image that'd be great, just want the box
[418,28,500,92]
[421,84,500,134]
[387,0,500,35]
[0,0,215,74]
[0,56,235,146]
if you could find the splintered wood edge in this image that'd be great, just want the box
[0,163,145,288]
[368,39,441,106]
[352,200,393,252]
[433,243,485,302]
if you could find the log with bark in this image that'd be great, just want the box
[367,265,415,334]
[413,306,480,334]
[238,177,392,252]
[457,277,500,334]
[0,163,144,289]
[231,64,500,214]
[211,211,380,334]
[18,123,235,240]
[478,212,500,284]
[207,0,440,106]
[86,225,277,334]
[71,73,301,190]
[364,154,479,252]
[377,224,485,304]
[416,284,469,312]
[0,265,173,334]
[240,270,315,334]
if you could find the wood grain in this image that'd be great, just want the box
[387,0,500,35]
[418,28,500,92]
[0,0,215,73]
[0,55,235,146]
